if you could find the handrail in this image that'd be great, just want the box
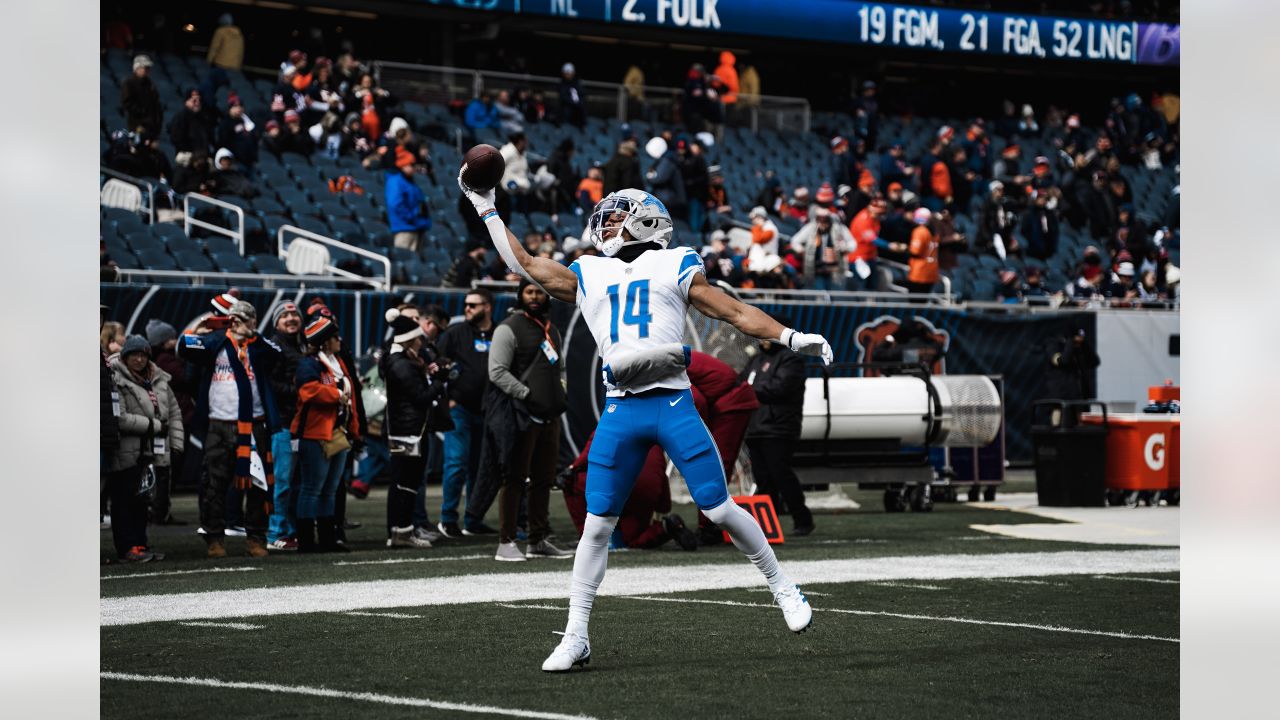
[277,224,393,291]
[184,194,246,255]
[99,167,157,225]
[372,60,812,133]
[111,268,379,289]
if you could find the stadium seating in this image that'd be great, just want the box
[100,49,1179,298]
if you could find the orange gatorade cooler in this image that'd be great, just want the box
[1080,413,1172,491]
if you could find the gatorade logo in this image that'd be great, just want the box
[1144,433,1166,471]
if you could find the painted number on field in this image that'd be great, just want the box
[1144,433,1166,471]
[723,494,785,545]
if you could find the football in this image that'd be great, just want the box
[460,144,505,192]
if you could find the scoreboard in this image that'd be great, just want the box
[426,0,1180,66]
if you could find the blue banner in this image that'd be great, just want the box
[426,1,1178,66]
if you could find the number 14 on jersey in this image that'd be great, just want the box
[607,280,652,342]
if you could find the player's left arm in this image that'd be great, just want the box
[688,274,834,364]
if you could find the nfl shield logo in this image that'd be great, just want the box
[607,404,617,414]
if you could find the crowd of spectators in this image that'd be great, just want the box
[102,25,1178,307]
[98,287,590,562]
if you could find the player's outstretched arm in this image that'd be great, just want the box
[458,172,577,303]
[687,274,834,364]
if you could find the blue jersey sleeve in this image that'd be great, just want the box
[676,248,704,297]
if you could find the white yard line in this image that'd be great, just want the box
[496,603,568,611]
[344,611,423,619]
[749,589,831,597]
[1092,575,1180,585]
[102,567,261,581]
[100,672,599,720]
[178,621,264,630]
[333,553,492,566]
[618,596,1179,643]
[867,582,945,591]
[101,548,1179,627]
[984,578,1067,587]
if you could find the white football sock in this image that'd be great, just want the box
[565,513,618,639]
[703,498,793,593]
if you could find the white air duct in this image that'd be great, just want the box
[800,375,1001,448]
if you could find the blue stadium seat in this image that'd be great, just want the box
[211,252,253,274]
[134,248,179,271]
[250,254,287,275]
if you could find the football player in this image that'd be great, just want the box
[460,174,833,672]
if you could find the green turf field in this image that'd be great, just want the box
[100,479,1179,719]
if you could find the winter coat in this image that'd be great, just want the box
[216,113,259,167]
[714,51,739,105]
[1043,337,1100,401]
[741,344,806,439]
[101,353,120,463]
[110,358,185,471]
[464,99,499,130]
[602,147,643,195]
[686,352,758,417]
[168,108,213,157]
[177,330,284,441]
[1019,207,1060,261]
[793,221,853,287]
[291,354,362,442]
[908,225,939,285]
[646,150,686,212]
[266,329,305,425]
[488,310,567,421]
[120,74,163,135]
[382,346,449,439]
[152,347,194,427]
[206,25,244,69]
[385,170,431,233]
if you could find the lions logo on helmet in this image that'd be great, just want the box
[586,189,674,257]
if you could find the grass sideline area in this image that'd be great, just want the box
[101,480,1179,718]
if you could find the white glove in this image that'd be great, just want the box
[780,328,834,365]
[457,170,495,212]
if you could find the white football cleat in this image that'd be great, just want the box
[774,584,813,633]
[541,632,591,672]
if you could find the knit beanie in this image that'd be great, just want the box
[210,290,239,315]
[145,319,177,348]
[303,316,340,347]
[268,301,300,331]
[384,308,424,345]
[121,335,151,359]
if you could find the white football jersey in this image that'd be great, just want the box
[569,247,704,397]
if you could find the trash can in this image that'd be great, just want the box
[1031,400,1109,507]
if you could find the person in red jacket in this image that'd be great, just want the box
[291,316,361,552]
[561,351,759,549]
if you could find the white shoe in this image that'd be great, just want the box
[494,541,527,562]
[541,632,591,672]
[774,584,813,633]
[387,527,432,548]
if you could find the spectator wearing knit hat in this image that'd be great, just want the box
[215,96,259,169]
[828,136,858,191]
[385,146,431,252]
[906,207,939,294]
[879,139,915,193]
[168,88,214,160]
[178,300,284,559]
[120,54,162,136]
[211,148,258,199]
[146,320,192,526]
[107,335,185,563]
[277,109,316,156]
[265,301,305,550]
[291,317,361,553]
[793,208,852,291]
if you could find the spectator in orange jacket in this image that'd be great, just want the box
[576,166,603,213]
[906,207,939,293]
[714,51,739,106]
[291,316,361,552]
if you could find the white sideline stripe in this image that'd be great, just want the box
[1092,575,1180,585]
[868,582,945,591]
[345,611,422,619]
[618,596,1180,644]
[497,603,568,611]
[985,578,1065,587]
[102,567,261,581]
[179,621,263,630]
[100,672,599,720]
[333,553,491,566]
[101,548,1179,626]
[750,589,831,597]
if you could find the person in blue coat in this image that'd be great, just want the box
[385,150,432,251]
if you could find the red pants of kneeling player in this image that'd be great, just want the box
[563,433,671,549]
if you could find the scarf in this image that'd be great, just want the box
[223,332,275,492]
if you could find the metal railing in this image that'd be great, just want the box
[372,61,811,134]
[185,194,246,255]
[100,168,157,225]
[113,268,332,290]
[277,224,392,291]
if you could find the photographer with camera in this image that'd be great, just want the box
[381,308,453,548]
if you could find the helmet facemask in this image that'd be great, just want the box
[586,191,673,257]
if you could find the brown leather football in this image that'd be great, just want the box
[460,144,505,191]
